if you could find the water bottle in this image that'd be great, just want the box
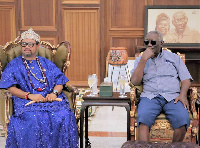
[92,74,98,94]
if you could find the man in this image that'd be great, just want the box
[0,28,79,147]
[155,13,170,41]
[130,30,192,142]
[166,11,200,43]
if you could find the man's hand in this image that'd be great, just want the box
[45,93,57,102]
[28,94,45,103]
[174,94,189,112]
[141,47,155,60]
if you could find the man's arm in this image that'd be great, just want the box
[8,86,28,99]
[130,58,147,85]
[53,84,63,95]
[8,86,45,102]
[174,79,191,111]
[130,47,154,85]
[180,79,191,97]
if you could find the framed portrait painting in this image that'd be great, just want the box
[145,5,200,47]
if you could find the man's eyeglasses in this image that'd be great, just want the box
[144,40,157,46]
[20,42,36,47]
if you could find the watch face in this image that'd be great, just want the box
[53,90,58,93]
[53,90,58,96]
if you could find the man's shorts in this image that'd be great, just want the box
[137,95,190,129]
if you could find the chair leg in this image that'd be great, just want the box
[191,126,198,143]
[130,119,138,141]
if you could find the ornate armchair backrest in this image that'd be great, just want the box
[54,41,71,73]
[0,45,7,77]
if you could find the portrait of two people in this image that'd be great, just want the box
[154,10,200,43]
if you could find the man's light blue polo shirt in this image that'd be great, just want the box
[131,49,193,102]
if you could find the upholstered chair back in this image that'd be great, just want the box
[0,45,7,75]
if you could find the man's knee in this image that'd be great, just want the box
[170,112,190,129]
[137,112,156,128]
[165,101,190,129]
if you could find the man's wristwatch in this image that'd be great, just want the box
[52,90,59,97]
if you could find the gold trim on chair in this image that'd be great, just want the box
[55,41,71,73]
[0,61,2,77]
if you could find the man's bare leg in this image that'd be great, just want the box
[172,125,186,142]
[139,123,150,141]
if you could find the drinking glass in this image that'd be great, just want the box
[119,75,127,98]
[87,75,95,97]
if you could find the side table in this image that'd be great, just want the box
[80,92,131,148]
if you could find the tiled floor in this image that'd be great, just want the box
[88,106,127,148]
[86,106,127,148]
[0,136,6,148]
[0,106,127,148]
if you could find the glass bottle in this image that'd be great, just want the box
[92,74,98,94]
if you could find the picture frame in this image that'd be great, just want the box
[144,5,200,47]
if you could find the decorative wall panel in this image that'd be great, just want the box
[40,37,57,47]
[21,0,56,31]
[63,8,100,86]
[0,5,15,45]
[62,0,100,4]
[110,0,145,29]
[0,0,14,2]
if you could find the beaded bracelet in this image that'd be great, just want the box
[25,92,30,100]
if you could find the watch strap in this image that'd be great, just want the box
[52,89,59,97]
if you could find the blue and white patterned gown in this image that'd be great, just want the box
[0,56,79,148]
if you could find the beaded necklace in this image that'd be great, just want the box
[22,56,47,91]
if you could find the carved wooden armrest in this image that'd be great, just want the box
[188,87,199,140]
[64,84,79,94]
[189,87,198,120]
[0,61,2,78]
[64,84,80,119]
[130,87,137,117]
[3,90,13,126]
[129,83,138,118]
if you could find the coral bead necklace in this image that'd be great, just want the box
[22,56,47,91]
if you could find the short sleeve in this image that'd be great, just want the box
[0,62,18,89]
[130,56,141,76]
[175,55,193,82]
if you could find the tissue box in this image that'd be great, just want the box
[100,82,113,97]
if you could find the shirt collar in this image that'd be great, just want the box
[153,48,163,59]
[159,48,164,57]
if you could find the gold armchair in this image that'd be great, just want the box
[0,39,79,133]
[129,49,198,143]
